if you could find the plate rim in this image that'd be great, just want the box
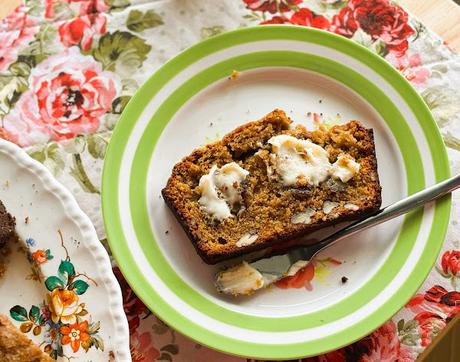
[102,25,451,359]
[129,50,429,330]
[0,138,131,361]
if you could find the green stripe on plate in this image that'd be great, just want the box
[131,50,423,331]
[102,26,450,359]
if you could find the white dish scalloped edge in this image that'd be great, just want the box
[0,138,130,361]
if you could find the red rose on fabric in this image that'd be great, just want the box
[406,286,460,348]
[441,250,460,276]
[45,0,109,19]
[113,267,149,333]
[0,128,16,143]
[0,4,38,71]
[303,321,408,362]
[386,52,430,85]
[407,285,460,321]
[331,0,414,56]
[130,331,160,362]
[425,285,460,309]
[77,0,109,15]
[3,47,118,146]
[413,311,446,347]
[358,321,402,362]
[45,0,55,18]
[58,13,107,50]
[290,8,331,30]
[243,0,302,14]
[261,16,291,24]
[302,350,346,362]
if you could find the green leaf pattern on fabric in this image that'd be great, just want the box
[422,85,460,150]
[93,31,151,74]
[422,86,460,128]
[351,28,388,57]
[201,26,226,39]
[0,76,28,116]
[126,9,164,32]
[29,143,66,176]
[70,153,100,194]
[87,134,109,159]
[20,24,59,64]
[398,319,420,347]
[106,0,131,11]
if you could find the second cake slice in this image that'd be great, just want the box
[162,109,382,264]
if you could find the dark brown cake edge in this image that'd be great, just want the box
[162,186,380,264]
[162,187,218,263]
[162,124,382,265]
[0,201,15,247]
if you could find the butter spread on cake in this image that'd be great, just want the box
[162,109,382,264]
[268,134,331,187]
[331,154,361,183]
[197,162,249,221]
[267,135,360,187]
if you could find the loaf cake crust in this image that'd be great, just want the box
[162,110,382,264]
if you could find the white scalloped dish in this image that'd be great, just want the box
[0,139,130,361]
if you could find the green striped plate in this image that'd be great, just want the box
[102,26,450,359]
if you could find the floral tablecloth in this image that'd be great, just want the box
[1,0,460,360]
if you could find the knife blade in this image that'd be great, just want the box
[215,173,460,296]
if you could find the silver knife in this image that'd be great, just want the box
[215,173,460,296]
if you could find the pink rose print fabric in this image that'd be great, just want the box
[1,0,460,361]
[290,8,330,29]
[3,47,118,146]
[304,321,414,362]
[330,0,414,56]
[0,4,38,71]
[243,0,303,14]
[386,53,431,85]
[45,0,109,19]
[58,13,107,50]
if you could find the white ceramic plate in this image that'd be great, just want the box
[102,26,450,359]
[0,138,130,361]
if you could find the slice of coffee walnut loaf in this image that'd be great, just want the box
[162,109,381,264]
